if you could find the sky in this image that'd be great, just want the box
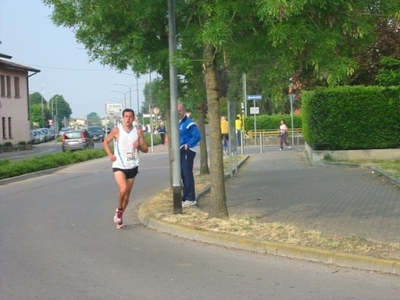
[0,0,150,119]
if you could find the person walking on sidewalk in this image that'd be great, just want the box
[220,116,229,155]
[156,122,167,145]
[178,103,201,207]
[235,115,242,147]
[279,119,290,150]
[103,108,149,229]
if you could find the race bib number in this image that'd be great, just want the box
[126,151,138,166]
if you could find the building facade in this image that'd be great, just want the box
[0,53,40,145]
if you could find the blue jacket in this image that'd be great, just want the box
[179,115,201,150]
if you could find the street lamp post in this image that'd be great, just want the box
[116,72,145,125]
[114,83,135,109]
[136,76,140,125]
[41,85,45,128]
[111,90,128,109]
[54,95,59,133]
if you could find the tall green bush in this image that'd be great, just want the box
[302,86,400,150]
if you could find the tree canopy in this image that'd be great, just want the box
[42,0,400,218]
[87,112,102,126]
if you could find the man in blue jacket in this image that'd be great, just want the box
[178,103,201,207]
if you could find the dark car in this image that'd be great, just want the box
[87,126,105,142]
[61,130,94,152]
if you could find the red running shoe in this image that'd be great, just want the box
[113,208,124,229]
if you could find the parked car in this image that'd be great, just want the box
[30,130,40,144]
[61,130,94,152]
[33,129,45,143]
[87,126,105,142]
[59,128,72,137]
[37,128,50,142]
[47,129,56,140]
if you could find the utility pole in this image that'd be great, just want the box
[168,0,182,213]
[41,85,44,128]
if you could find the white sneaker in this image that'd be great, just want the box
[182,200,197,207]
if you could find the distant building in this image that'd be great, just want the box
[0,53,40,144]
[68,117,86,129]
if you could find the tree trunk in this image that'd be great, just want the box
[203,44,229,219]
[196,101,209,175]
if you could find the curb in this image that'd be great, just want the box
[138,155,400,276]
[139,207,399,275]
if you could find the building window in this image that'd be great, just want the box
[14,77,20,98]
[8,117,12,139]
[0,75,5,97]
[2,117,6,139]
[6,76,11,98]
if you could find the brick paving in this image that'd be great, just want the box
[225,146,400,244]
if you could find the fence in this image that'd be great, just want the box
[244,128,304,147]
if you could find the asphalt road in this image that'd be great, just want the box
[0,148,399,299]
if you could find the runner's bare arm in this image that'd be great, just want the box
[136,128,148,153]
[103,127,119,161]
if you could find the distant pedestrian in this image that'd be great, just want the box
[156,122,167,145]
[178,103,201,207]
[220,116,229,155]
[279,119,290,150]
[235,115,242,147]
[103,108,149,229]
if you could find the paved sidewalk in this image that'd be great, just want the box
[139,144,400,274]
[225,146,400,244]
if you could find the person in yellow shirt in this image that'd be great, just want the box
[235,115,242,146]
[220,116,229,155]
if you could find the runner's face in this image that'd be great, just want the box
[123,112,135,126]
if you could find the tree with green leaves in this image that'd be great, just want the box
[86,112,102,126]
[29,92,50,128]
[173,0,399,217]
[42,0,400,219]
[375,57,400,87]
[48,94,73,126]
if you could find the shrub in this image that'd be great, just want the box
[243,114,302,131]
[0,148,107,180]
[302,86,400,150]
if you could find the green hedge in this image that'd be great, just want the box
[243,114,302,131]
[0,149,107,180]
[302,86,400,150]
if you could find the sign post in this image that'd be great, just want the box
[246,95,262,145]
[289,93,295,146]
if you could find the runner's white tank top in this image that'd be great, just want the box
[112,124,139,169]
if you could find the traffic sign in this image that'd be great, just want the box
[250,107,259,114]
[246,94,262,101]
[106,103,123,115]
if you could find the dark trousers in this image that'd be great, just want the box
[280,132,289,149]
[160,133,165,144]
[180,148,196,201]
